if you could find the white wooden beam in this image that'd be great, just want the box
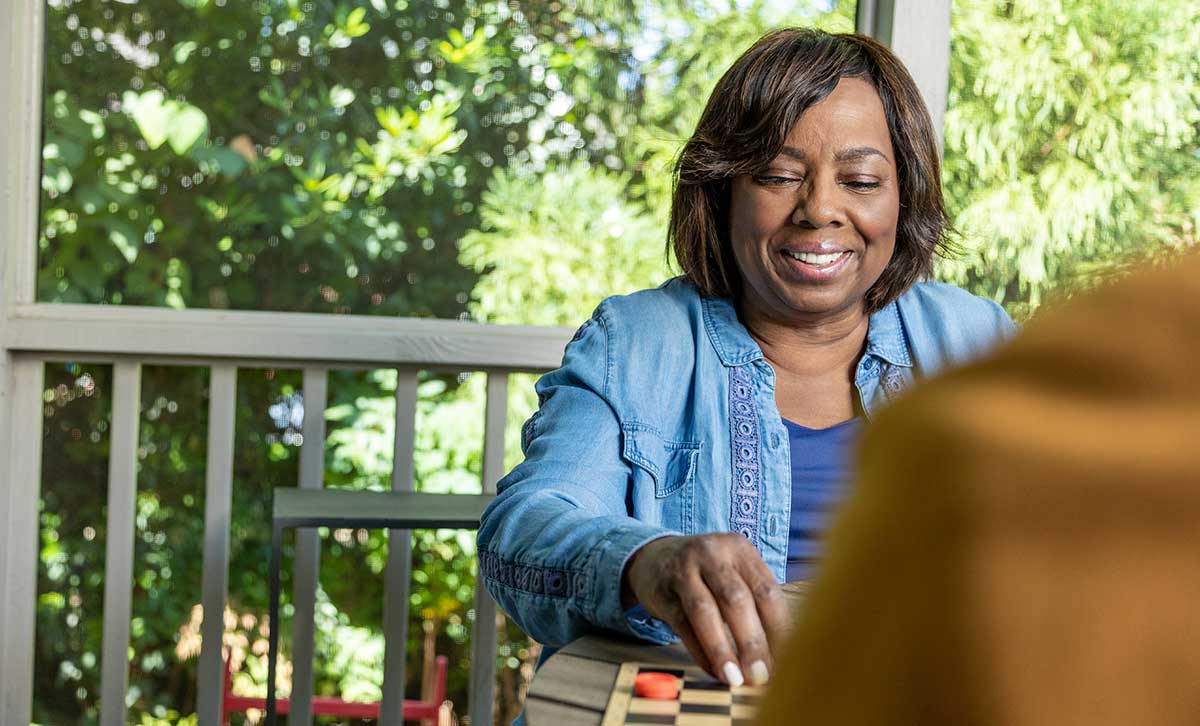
[99,363,142,726]
[5,303,572,372]
[857,0,953,149]
[0,0,44,722]
[196,365,237,726]
[468,373,508,726]
[290,367,328,725]
[0,358,44,725]
[380,369,418,726]
[0,0,42,308]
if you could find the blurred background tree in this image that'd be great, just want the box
[941,0,1200,317]
[32,0,1197,723]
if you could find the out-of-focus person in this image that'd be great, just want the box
[756,252,1200,726]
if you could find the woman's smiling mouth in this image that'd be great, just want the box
[779,248,853,281]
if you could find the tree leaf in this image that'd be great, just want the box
[190,144,246,177]
[330,85,356,109]
[126,90,171,150]
[167,104,208,155]
[108,221,140,264]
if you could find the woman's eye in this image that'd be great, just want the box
[754,175,800,186]
[844,180,882,191]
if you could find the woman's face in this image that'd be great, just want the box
[729,76,899,324]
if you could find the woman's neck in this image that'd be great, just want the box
[738,301,870,379]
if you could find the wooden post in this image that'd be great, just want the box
[98,363,143,726]
[381,369,419,726]
[856,0,953,150]
[0,2,46,721]
[196,365,238,726]
[468,372,508,726]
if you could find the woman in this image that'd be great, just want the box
[477,28,1015,689]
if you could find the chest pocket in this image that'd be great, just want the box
[621,425,702,498]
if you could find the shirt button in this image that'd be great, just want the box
[771,433,783,447]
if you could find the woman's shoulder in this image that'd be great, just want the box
[576,278,708,399]
[593,277,703,326]
[589,277,708,352]
[899,281,1010,322]
[894,281,1017,371]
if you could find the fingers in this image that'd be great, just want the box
[626,537,722,677]
[676,570,745,685]
[739,554,791,652]
[701,564,772,685]
[627,533,787,686]
[666,606,713,676]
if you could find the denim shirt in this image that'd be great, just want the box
[477,277,1015,652]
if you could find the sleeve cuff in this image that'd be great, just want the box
[589,521,680,642]
[623,604,678,644]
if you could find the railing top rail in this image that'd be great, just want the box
[5,302,574,371]
[273,488,492,531]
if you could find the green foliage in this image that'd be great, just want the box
[462,162,671,326]
[941,0,1200,314]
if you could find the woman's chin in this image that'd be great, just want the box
[774,287,866,322]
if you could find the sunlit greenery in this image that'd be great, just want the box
[34,0,1197,723]
[941,0,1200,315]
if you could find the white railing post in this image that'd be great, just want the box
[196,365,238,726]
[1,1,46,723]
[0,0,42,304]
[380,369,419,726]
[290,367,328,725]
[469,372,508,726]
[0,359,45,726]
[99,362,143,726]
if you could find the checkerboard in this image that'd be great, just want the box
[600,662,766,725]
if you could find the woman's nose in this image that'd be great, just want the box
[791,176,843,229]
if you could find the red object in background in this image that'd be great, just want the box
[221,654,449,724]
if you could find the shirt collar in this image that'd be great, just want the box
[863,300,913,368]
[700,295,912,369]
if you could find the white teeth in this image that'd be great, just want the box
[784,250,845,266]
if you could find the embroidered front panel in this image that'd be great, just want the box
[478,550,588,599]
[728,365,761,549]
[881,363,909,399]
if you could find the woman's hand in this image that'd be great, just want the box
[622,533,791,686]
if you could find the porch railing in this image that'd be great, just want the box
[0,302,573,726]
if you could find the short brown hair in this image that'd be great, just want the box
[669,28,952,313]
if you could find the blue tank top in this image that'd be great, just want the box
[783,417,862,581]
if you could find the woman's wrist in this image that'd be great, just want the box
[620,542,648,609]
[621,535,672,609]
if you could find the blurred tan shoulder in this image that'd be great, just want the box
[755,252,1200,726]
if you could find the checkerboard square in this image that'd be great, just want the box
[679,689,732,706]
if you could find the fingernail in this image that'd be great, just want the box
[749,660,770,685]
[721,661,745,688]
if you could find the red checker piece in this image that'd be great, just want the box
[634,671,680,700]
